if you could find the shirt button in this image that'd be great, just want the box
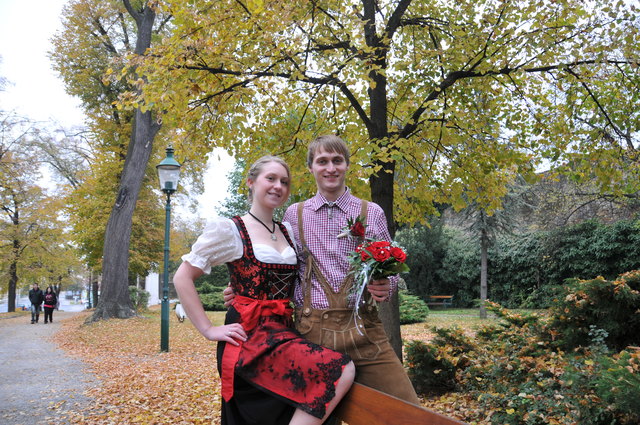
[303,308,311,315]
[323,313,329,319]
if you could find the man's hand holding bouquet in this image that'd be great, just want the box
[338,216,410,326]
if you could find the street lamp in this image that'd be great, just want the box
[157,145,181,352]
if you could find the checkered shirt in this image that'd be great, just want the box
[283,188,398,309]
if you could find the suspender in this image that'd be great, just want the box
[297,199,369,310]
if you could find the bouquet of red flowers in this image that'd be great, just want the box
[348,239,410,323]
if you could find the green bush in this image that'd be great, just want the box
[129,286,150,311]
[199,291,226,311]
[399,291,429,324]
[592,350,640,421]
[406,326,475,395]
[416,298,640,424]
[547,270,640,351]
[405,340,456,394]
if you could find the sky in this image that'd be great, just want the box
[0,0,233,219]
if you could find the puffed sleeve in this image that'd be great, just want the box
[181,217,243,274]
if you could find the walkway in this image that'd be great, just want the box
[0,311,96,425]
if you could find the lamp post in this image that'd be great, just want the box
[157,145,181,352]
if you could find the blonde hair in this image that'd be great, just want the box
[247,155,291,204]
[306,135,351,167]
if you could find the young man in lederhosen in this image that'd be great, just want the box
[282,135,419,404]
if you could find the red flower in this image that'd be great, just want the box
[351,221,366,237]
[390,247,407,263]
[370,247,391,262]
[369,241,391,249]
[360,250,371,261]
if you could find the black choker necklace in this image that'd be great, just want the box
[248,211,277,241]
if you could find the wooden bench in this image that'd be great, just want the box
[427,295,454,308]
[335,382,467,425]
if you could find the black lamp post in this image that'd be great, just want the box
[157,145,181,352]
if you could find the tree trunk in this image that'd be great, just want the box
[363,0,404,360]
[370,162,402,359]
[479,227,488,319]
[88,108,160,322]
[88,2,159,322]
[8,253,17,313]
[92,276,100,308]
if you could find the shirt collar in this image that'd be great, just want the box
[309,187,352,212]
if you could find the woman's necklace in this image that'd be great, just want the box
[248,211,277,241]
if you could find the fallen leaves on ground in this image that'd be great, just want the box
[54,308,484,424]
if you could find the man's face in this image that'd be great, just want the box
[309,147,349,197]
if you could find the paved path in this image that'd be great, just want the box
[0,311,96,425]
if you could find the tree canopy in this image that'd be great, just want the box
[135,0,639,227]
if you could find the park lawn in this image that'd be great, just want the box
[53,307,497,424]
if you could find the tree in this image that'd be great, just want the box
[91,0,163,320]
[50,0,179,320]
[216,160,250,219]
[134,0,639,355]
[0,115,79,311]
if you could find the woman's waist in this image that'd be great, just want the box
[230,296,293,330]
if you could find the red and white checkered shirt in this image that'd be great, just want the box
[283,188,398,309]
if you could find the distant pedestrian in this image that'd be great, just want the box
[28,283,44,324]
[43,286,58,324]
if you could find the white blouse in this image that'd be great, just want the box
[182,217,297,274]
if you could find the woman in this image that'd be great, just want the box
[43,286,57,324]
[174,155,355,425]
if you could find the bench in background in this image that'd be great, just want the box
[334,382,467,425]
[427,295,454,308]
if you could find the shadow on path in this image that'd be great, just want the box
[0,311,96,425]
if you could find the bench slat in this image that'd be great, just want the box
[335,383,467,425]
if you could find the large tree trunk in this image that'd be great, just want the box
[370,164,401,359]
[363,0,404,360]
[88,1,159,322]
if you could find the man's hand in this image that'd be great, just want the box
[223,285,236,307]
[367,278,391,302]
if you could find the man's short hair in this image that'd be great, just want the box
[306,135,351,167]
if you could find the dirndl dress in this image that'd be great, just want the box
[217,216,351,425]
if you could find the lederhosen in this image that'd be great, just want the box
[294,201,420,404]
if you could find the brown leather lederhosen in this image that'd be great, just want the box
[293,200,420,404]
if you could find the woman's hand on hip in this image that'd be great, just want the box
[204,323,247,345]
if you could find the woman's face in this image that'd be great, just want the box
[248,161,290,209]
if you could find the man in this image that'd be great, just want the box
[28,283,44,324]
[282,135,419,404]
[226,135,419,404]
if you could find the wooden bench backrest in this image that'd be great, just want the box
[334,383,468,425]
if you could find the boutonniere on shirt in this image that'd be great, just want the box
[337,215,367,239]
[348,239,410,327]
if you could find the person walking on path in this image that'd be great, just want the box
[174,155,355,425]
[43,286,58,324]
[28,283,44,324]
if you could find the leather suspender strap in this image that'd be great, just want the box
[297,199,370,310]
